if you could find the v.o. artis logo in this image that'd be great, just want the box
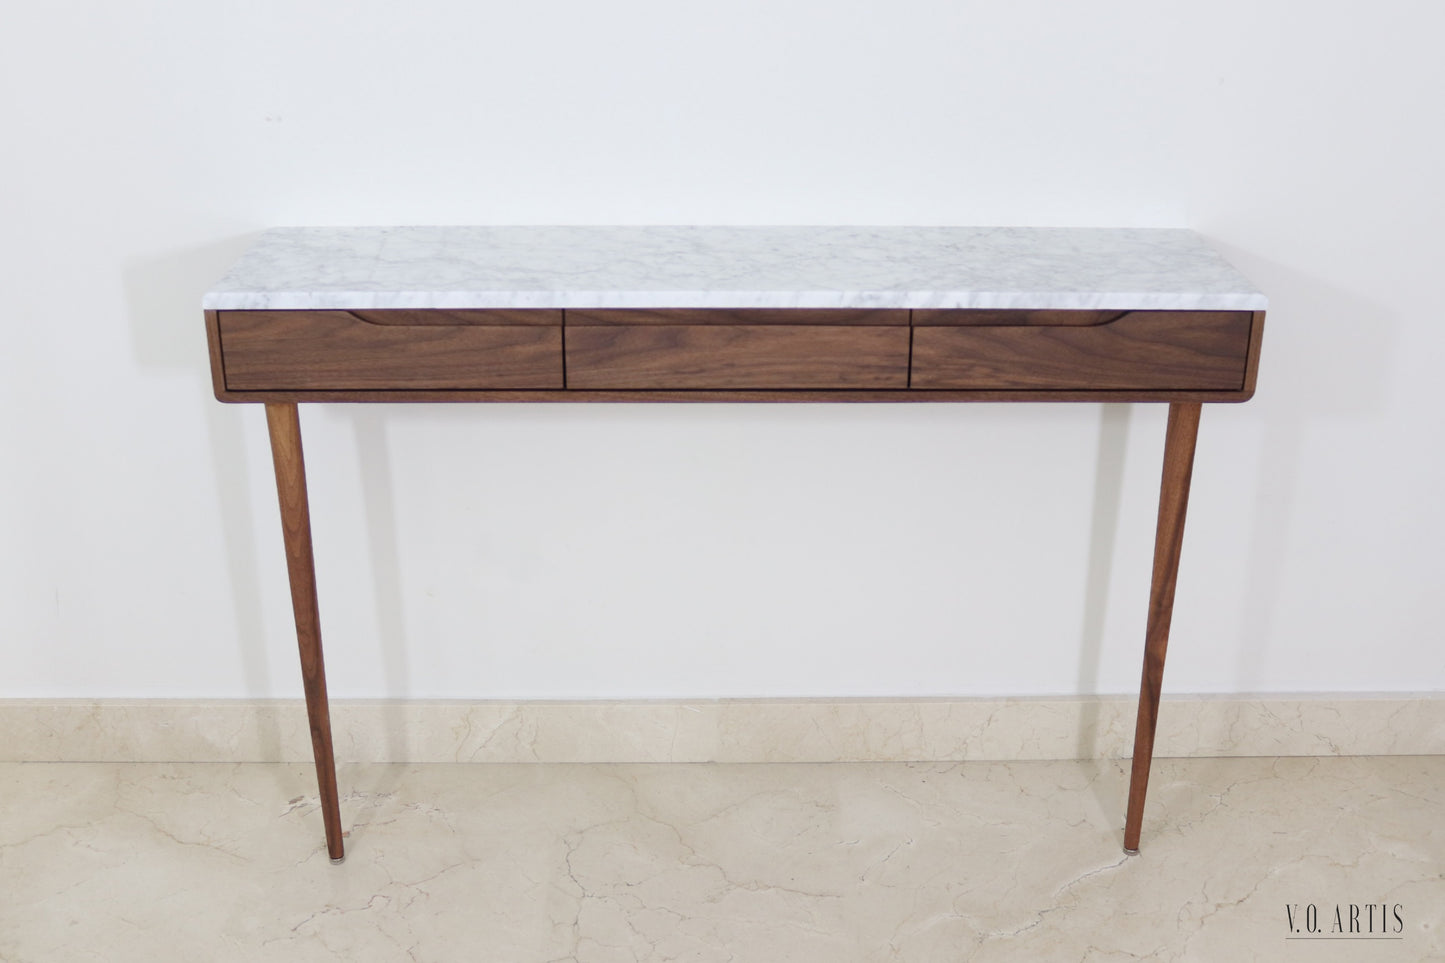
[1285,903,1404,941]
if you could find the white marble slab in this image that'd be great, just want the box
[203,226,1267,312]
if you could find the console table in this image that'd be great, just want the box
[203,226,1266,862]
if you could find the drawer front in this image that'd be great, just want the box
[566,325,910,389]
[910,311,1252,391]
[218,310,563,390]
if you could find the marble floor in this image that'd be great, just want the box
[1,757,1440,962]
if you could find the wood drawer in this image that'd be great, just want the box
[566,310,910,389]
[217,310,564,390]
[909,310,1253,391]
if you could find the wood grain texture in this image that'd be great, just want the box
[1123,401,1202,854]
[567,309,909,326]
[211,307,1262,402]
[910,311,1251,391]
[264,402,345,862]
[566,325,910,389]
[1239,311,1267,400]
[913,309,1126,327]
[219,311,563,390]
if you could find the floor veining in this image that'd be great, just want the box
[1,757,1440,961]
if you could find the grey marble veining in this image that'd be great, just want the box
[202,226,1267,312]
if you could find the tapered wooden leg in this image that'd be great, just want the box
[265,402,345,863]
[1123,402,1202,854]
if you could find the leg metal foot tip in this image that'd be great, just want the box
[1122,847,1139,856]
[330,855,346,865]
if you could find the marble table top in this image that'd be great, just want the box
[203,226,1267,312]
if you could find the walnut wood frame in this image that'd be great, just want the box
[209,306,1265,862]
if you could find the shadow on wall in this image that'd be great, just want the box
[1201,239,1398,692]
[119,233,296,755]
[109,232,1371,757]
[348,407,411,761]
[1075,239,1399,796]
[1077,403,1131,766]
[122,234,420,760]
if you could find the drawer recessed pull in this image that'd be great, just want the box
[348,309,561,327]
[913,309,1129,327]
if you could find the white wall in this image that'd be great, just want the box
[2,1,1441,699]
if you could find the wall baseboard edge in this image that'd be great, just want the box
[1,694,1440,764]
